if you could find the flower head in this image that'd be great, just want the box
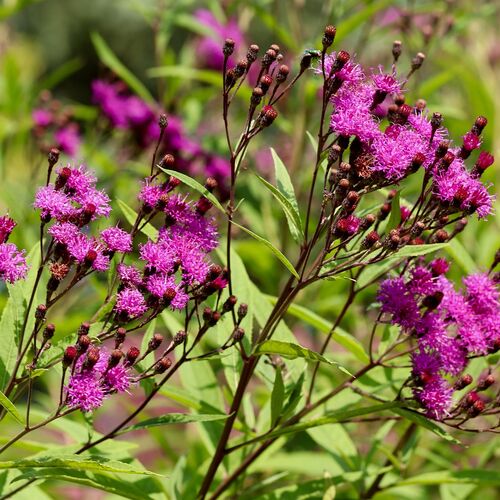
[0,243,28,283]
[115,288,147,319]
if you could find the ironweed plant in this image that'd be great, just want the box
[0,22,498,500]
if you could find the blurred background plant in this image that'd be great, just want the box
[0,0,499,498]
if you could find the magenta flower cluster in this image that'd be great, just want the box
[378,261,499,419]
[0,215,28,283]
[318,54,494,219]
[66,347,131,412]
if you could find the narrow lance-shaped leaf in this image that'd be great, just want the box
[231,222,300,279]
[116,199,157,241]
[270,367,285,427]
[160,168,225,213]
[0,389,24,425]
[90,32,155,103]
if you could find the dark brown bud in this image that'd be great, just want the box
[48,148,60,166]
[207,265,222,281]
[431,112,443,130]
[35,304,47,320]
[251,86,264,105]
[225,68,236,88]
[436,141,449,158]
[246,44,260,64]
[204,177,218,192]
[477,374,495,391]
[108,349,123,369]
[234,59,248,78]
[160,154,175,168]
[159,114,168,129]
[411,52,426,71]
[155,356,172,374]
[78,322,90,336]
[411,221,426,237]
[442,151,455,167]
[77,335,91,354]
[434,229,449,243]
[223,38,235,57]
[84,346,100,369]
[392,40,402,61]
[196,196,213,215]
[360,214,376,230]
[237,303,248,320]
[473,116,488,135]
[209,311,221,326]
[262,48,277,68]
[63,345,78,368]
[411,152,426,171]
[394,93,405,106]
[233,327,245,341]
[223,295,237,312]
[173,330,186,345]
[259,74,273,93]
[362,231,380,249]
[414,99,427,113]
[43,323,55,341]
[148,333,164,352]
[378,202,392,220]
[454,374,473,390]
[260,105,278,127]
[203,307,212,322]
[125,346,140,366]
[454,218,468,234]
[322,25,337,48]
[468,399,485,417]
[276,64,290,83]
[84,249,97,265]
[327,145,342,166]
[115,327,126,348]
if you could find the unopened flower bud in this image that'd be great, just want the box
[173,330,186,346]
[63,345,78,368]
[431,112,443,130]
[160,154,175,168]
[411,152,426,171]
[422,291,444,310]
[477,374,495,391]
[48,148,60,166]
[148,333,164,352]
[35,304,47,320]
[115,327,126,348]
[411,52,426,71]
[196,196,213,215]
[159,114,168,129]
[260,105,278,127]
[209,311,221,326]
[77,335,91,354]
[251,86,264,106]
[246,44,260,64]
[155,356,172,374]
[378,202,392,221]
[322,25,337,49]
[43,323,55,341]
[78,322,90,336]
[108,349,123,369]
[125,346,140,366]
[204,177,218,193]
[360,214,376,230]
[234,59,248,78]
[411,221,426,237]
[468,399,485,417]
[262,48,277,68]
[84,346,100,369]
[362,231,380,249]
[237,303,248,320]
[203,307,212,322]
[472,115,488,135]
[392,40,402,61]
[276,64,290,84]
[223,295,237,312]
[394,93,405,106]
[454,374,473,390]
[436,141,449,158]
[233,327,245,341]
[259,74,273,93]
[223,38,235,57]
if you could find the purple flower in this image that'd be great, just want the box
[117,264,143,287]
[145,274,189,310]
[194,9,245,71]
[371,67,402,94]
[335,215,361,237]
[407,266,436,295]
[139,180,164,209]
[430,258,449,276]
[55,124,81,156]
[34,186,76,220]
[377,277,420,331]
[0,243,28,283]
[101,227,132,253]
[318,53,365,84]
[0,215,16,244]
[413,376,453,420]
[115,288,147,319]
[104,364,131,393]
[463,273,499,316]
[66,371,104,412]
[462,131,481,152]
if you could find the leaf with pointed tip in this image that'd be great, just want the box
[116,199,157,241]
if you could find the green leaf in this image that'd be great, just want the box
[392,408,460,444]
[446,238,478,274]
[391,469,500,488]
[355,243,448,289]
[90,32,154,103]
[231,222,300,279]
[270,368,285,427]
[116,199,157,241]
[160,168,225,213]
[0,455,161,476]
[117,413,229,435]
[254,340,350,375]
[0,389,23,425]
[256,175,303,244]
[0,245,41,391]
[385,191,401,232]
[268,298,369,363]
